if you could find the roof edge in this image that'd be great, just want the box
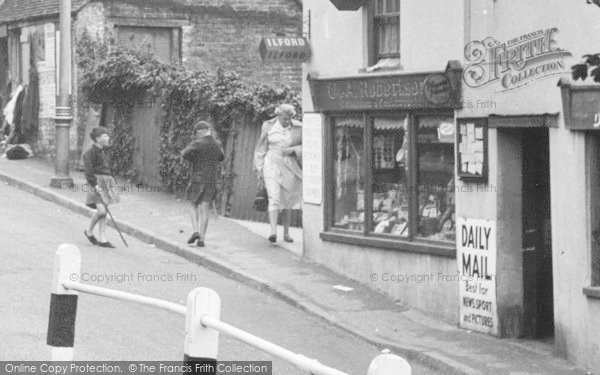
[0,0,90,26]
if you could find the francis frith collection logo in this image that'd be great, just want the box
[463,28,572,91]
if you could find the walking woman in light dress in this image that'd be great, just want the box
[254,104,302,243]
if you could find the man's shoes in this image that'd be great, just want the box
[268,234,277,243]
[97,241,115,248]
[197,239,205,247]
[187,232,201,244]
[283,235,293,243]
[84,230,98,245]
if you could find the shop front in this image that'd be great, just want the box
[455,114,556,338]
[302,62,464,321]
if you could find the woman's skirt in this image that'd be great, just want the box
[263,153,302,211]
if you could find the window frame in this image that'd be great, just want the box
[367,0,401,66]
[112,18,188,65]
[322,109,456,257]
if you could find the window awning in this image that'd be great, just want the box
[335,117,408,129]
[329,0,367,11]
[259,36,311,63]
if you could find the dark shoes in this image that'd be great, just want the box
[268,234,293,243]
[86,230,114,248]
[84,230,98,245]
[197,239,205,247]
[187,232,201,244]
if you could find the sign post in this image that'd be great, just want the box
[456,218,498,335]
[50,0,74,188]
[302,113,323,205]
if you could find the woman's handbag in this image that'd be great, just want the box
[253,187,269,212]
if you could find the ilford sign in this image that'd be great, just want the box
[308,61,463,111]
[259,37,310,63]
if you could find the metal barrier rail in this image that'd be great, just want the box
[200,316,348,375]
[62,280,187,316]
[47,244,412,375]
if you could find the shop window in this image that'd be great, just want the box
[332,117,365,232]
[416,116,455,242]
[371,117,409,237]
[327,114,455,246]
[368,0,400,71]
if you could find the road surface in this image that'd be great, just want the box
[0,182,437,374]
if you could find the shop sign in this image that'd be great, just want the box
[308,63,462,111]
[259,37,310,62]
[302,113,323,205]
[559,78,600,130]
[456,218,498,336]
[464,28,572,92]
[38,23,56,119]
[329,0,365,11]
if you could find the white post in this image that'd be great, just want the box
[47,244,81,361]
[367,350,412,375]
[184,288,221,375]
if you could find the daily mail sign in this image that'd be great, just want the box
[259,37,311,63]
[456,217,498,336]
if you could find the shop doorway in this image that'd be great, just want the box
[521,128,554,338]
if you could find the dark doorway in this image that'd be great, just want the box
[521,128,554,338]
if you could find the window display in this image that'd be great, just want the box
[332,117,365,232]
[417,116,455,242]
[371,117,409,238]
[327,113,456,246]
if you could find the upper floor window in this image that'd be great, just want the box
[375,0,400,58]
[115,26,181,65]
[368,0,400,71]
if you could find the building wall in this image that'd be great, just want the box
[102,0,302,90]
[301,0,465,322]
[399,0,464,72]
[460,0,600,369]
[303,204,458,321]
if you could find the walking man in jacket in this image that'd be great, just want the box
[181,121,225,247]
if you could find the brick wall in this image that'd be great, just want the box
[103,0,303,90]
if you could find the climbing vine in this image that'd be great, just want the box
[77,34,301,196]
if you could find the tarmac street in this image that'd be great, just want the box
[0,183,437,374]
[0,157,592,375]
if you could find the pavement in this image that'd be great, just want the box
[0,156,593,375]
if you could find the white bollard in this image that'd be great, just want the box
[367,350,411,375]
[184,288,221,375]
[47,244,81,361]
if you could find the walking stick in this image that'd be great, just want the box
[212,200,219,221]
[100,199,129,247]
